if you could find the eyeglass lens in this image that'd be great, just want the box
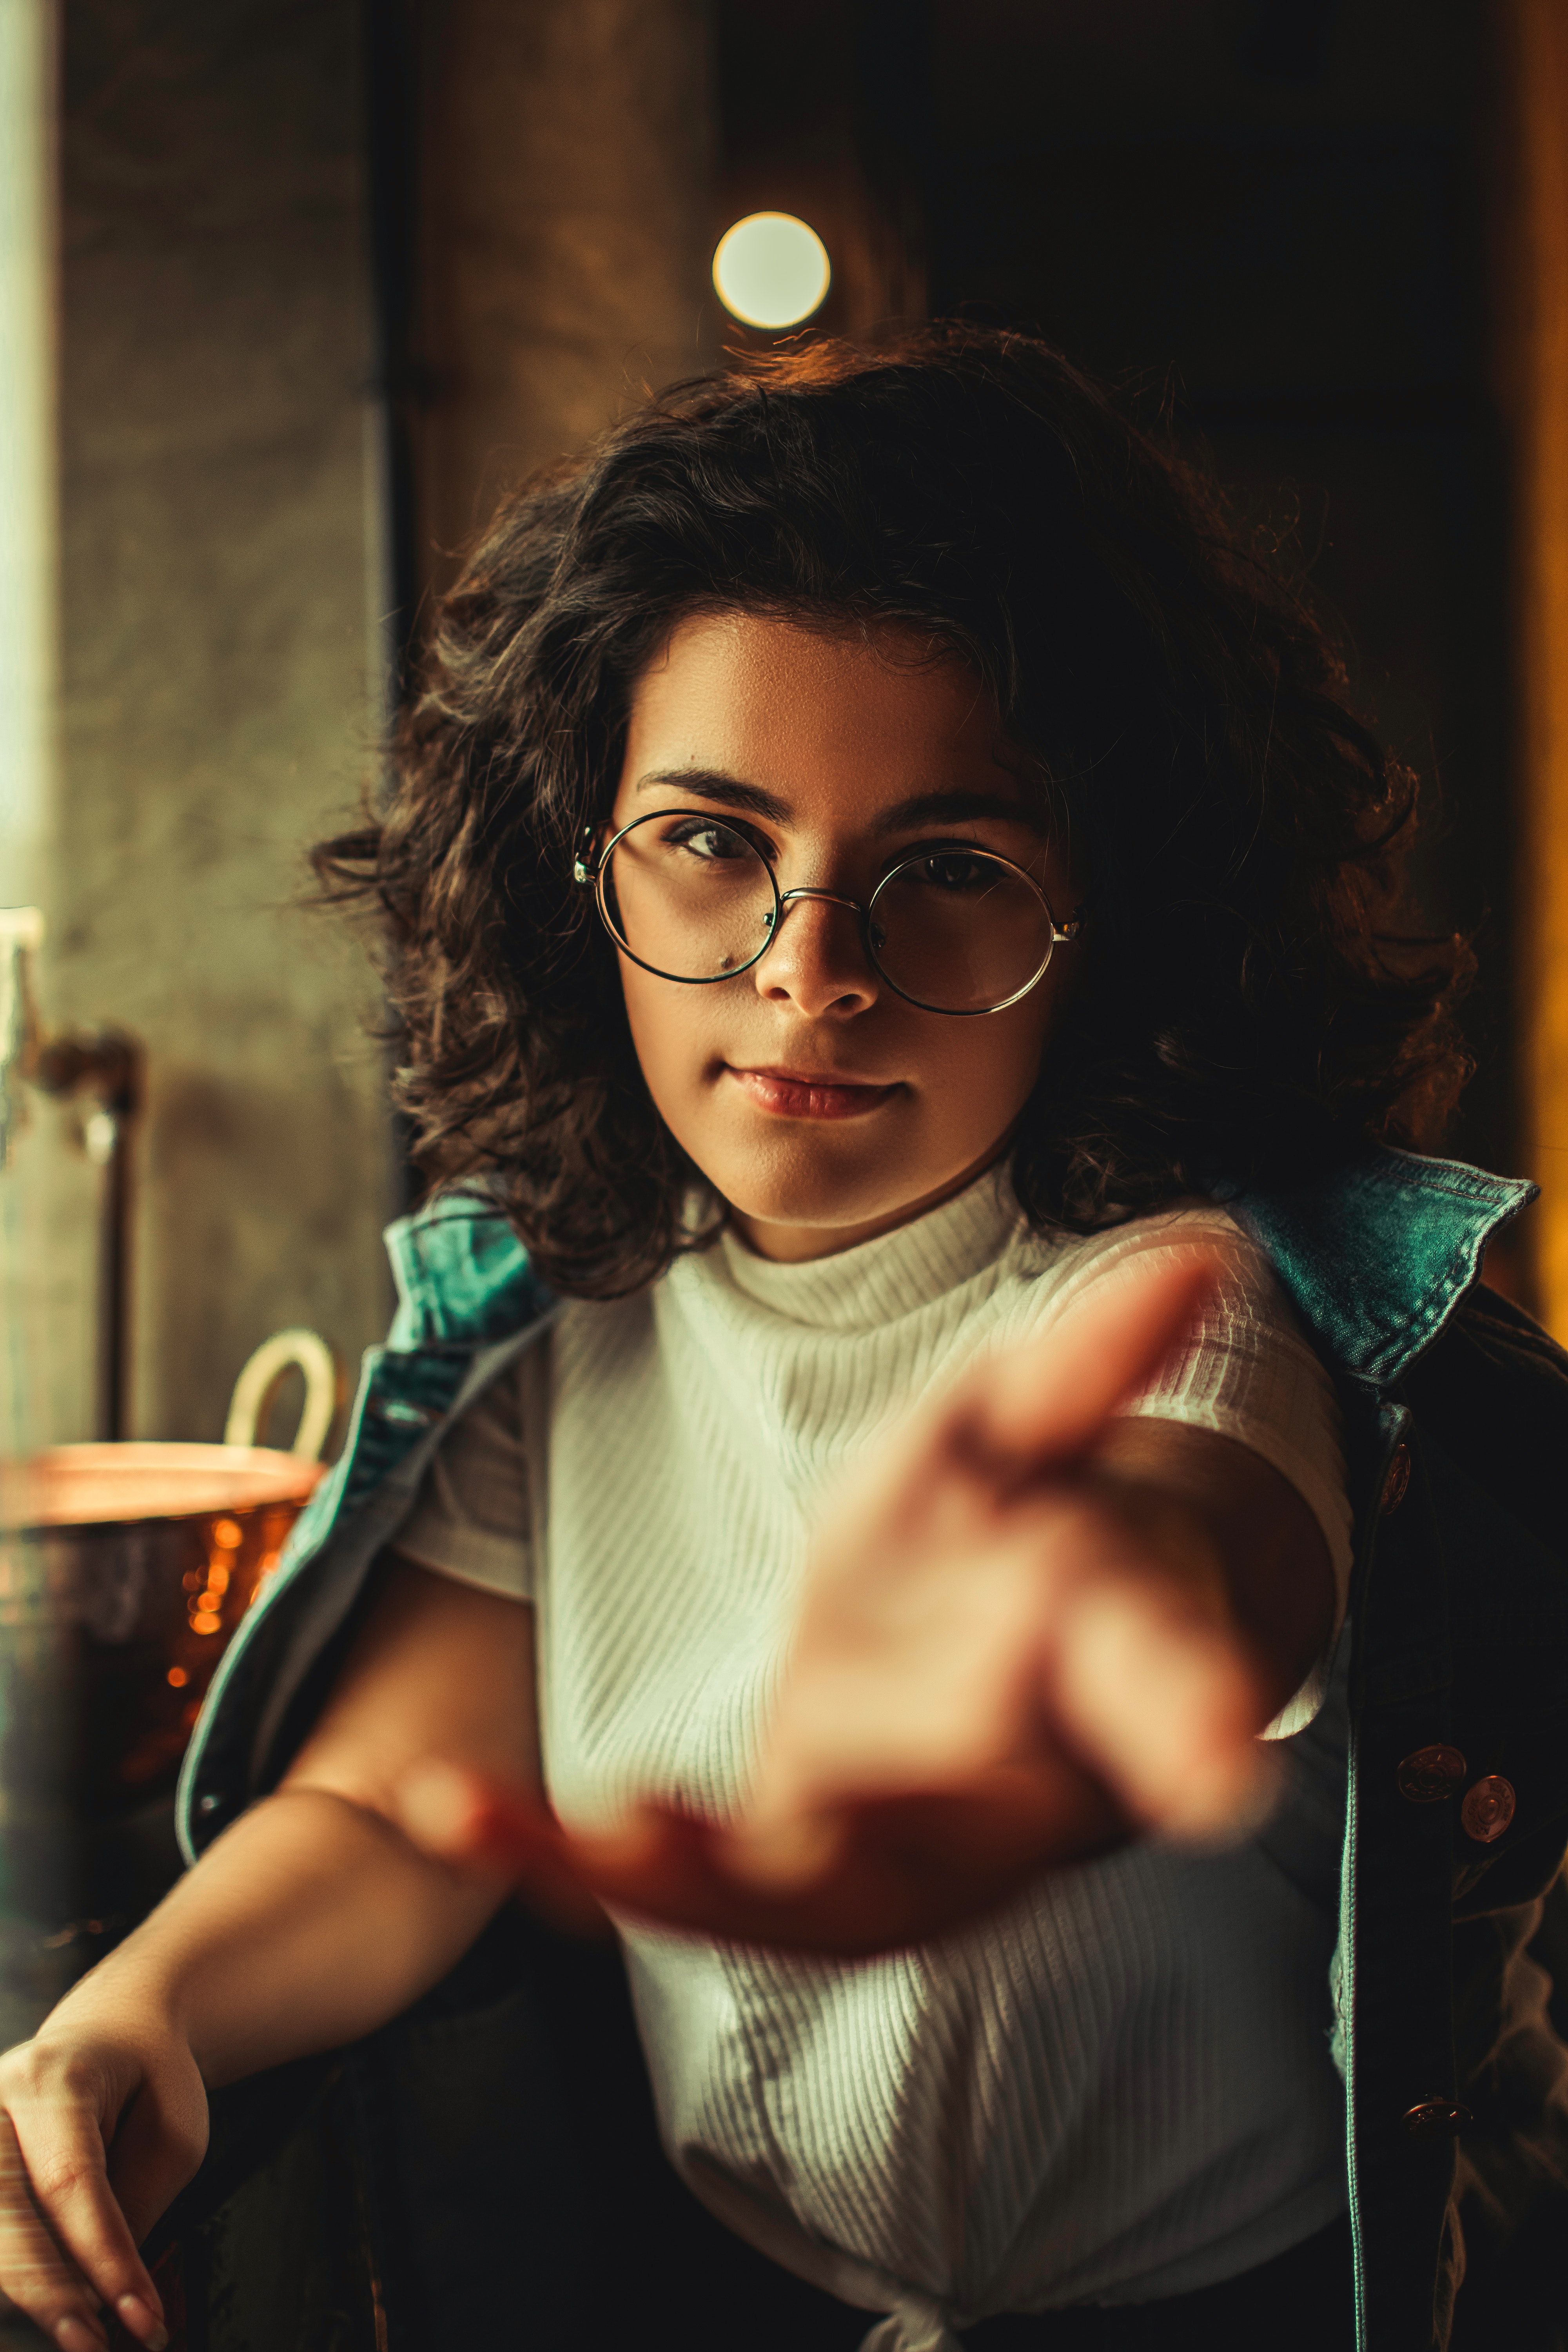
[600,813,1055,1013]
[602,813,777,979]
[869,851,1054,1013]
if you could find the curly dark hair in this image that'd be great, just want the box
[316,324,1469,1299]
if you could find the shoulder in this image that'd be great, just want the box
[384,1192,552,1350]
[990,1203,1309,1367]
[1008,1201,1271,1302]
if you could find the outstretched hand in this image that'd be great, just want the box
[401,1249,1286,1956]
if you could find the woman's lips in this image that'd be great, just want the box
[725,1065,902,1120]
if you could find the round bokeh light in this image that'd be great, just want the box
[712,212,831,330]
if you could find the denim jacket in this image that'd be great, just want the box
[176,1147,1568,2352]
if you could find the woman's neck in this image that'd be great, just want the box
[726,1136,1015,1264]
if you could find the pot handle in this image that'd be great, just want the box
[224,1327,342,1461]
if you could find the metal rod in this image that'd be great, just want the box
[34,1030,143,1441]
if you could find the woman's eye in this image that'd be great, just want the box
[911,851,993,892]
[664,819,755,863]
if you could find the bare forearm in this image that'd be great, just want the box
[44,1788,504,2086]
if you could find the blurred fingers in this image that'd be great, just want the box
[1051,1567,1278,1842]
[396,1762,610,1936]
[979,1249,1222,1468]
[588,1779,1125,1957]
[399,1773,798,1944]
[569,1798,955,1952]
[401,1758,1136,1959]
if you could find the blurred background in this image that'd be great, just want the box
[3,0,1568,1461]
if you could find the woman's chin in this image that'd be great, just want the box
[718,1163,973,1263]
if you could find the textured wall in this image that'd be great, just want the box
[412,0,718,586]
[27,0,720,1448]
[44,0,396,1446]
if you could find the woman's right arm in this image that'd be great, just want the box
[0,1557,539,2352]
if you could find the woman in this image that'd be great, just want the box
[0,328,1558,2352]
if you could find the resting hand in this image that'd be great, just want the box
[0,2016,203,2350]
[405,1250,1316,1955]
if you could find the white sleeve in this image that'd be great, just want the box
[1043,1210,1352,1740]
[396,1354,535,1602]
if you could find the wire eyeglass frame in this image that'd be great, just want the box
[573,808,1084,1018]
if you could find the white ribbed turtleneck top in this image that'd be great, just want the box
[399,1176,1353,2350]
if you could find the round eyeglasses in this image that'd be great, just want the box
[574,809,1083,1017]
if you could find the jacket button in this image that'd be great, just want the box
[1403,2097,1471,2139]
[1379,1442,1412,1516]
[1461,1775,1515,1844]
[371,1397,439,1429]
[1397,1744,1466,1803]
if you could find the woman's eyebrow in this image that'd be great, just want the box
[633,768,792,823]
[632,770,1044,836]
[872,787,1045,837]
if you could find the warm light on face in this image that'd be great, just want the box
[712,212,831,329]
[611,614,1075,1264]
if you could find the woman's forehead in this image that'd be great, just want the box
[621,610,1025,813]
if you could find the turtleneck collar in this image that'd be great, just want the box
[712,1165,1025,1334]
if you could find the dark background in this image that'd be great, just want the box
[702,0,1519,1185]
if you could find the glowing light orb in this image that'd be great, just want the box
[713,212,831,330]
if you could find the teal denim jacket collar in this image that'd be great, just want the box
[1228,1146,1534,1389]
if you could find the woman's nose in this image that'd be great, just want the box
[754,892,878,1018]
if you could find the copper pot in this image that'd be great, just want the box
[0,1335,336,1851]
[4,1443,321,1824]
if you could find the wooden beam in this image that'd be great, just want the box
[1498,0,1568,1330]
